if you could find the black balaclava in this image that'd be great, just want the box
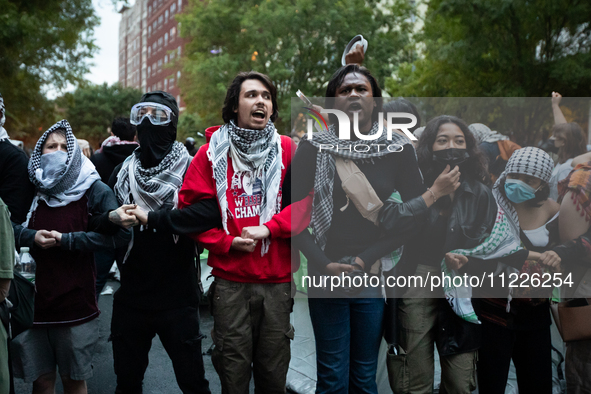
[432,148,470,173]
[136,91,179,168]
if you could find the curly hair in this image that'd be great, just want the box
[417,115,490,187]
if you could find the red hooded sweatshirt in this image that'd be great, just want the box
[179,126,312,283]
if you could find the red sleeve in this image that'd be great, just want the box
[178,144,215,209]
[264,192,313,239]
[179,144,235,249]
[263,136,310,238]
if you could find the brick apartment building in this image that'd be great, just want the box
[118,0,186,110]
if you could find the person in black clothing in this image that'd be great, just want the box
[289,65,460,393]
[107,92,212,394]
[382,115,539,393]
[91,117,138,184]
[0,93,35,223]
[184,137,198,156]
[91,117,139,296]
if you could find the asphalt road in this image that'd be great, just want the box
[13,280,251,394]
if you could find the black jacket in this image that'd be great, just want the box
[91,144,138,184]
[383,178,527,356]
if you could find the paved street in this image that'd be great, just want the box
[13,280,249,394]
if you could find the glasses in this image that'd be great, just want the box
[130,102,175,126]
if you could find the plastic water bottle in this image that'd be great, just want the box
[18,247,36,283]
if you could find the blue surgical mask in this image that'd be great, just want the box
[504,179,539,204]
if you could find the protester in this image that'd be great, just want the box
[555,162,591,393]
[0,197,14,394]
[548,122,587,200]
[478,147,560,394]
[91,117,138,184]
[10,120,130,394]
[468,123,521,182]
[172,71,299,393]
[289,65,457,393]
[382,115,539,394]
[90,116,139,297]
[184,137,198,156]
[108,92,211,394]
[0,93,35,223]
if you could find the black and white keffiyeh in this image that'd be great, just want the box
[0,94,6,140]
[492,147,554,238]
[207,119,282,256]
[468,123,508,145]
[114,141,190,211]
[303,121,409,250]
[28,120,100,206]
[23,120,101,226]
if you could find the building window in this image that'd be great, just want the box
[152,43,156,52]
[158,59,162,68]
[148,47,151,57]
[148,6,152,15]
[170,27,176,40]
[178,46,181,56]
[165,10,169,21]
[153,21,157,30]
[177,95,181,105]
[158,15,163,25]
[178,0,182,9]
[171,3,176,13]
[148,26,152,36]
[177,71,181,79]
[158,37,163,47]
[148,66,151,78]
[170,51,175,60]
[170,78,175,89]
[164,33,168,46]
[164,79,168,90]
[164,55,168,64]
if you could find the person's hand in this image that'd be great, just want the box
[241,225,270,240]
[49,230,62,246]
[325,262,355,276]
[538,250,561,269]
[551,91,562,106]
[109,204,139,228]
[127,206,148,226]
[445,253,469,271]
[430,165,461,199]
[34,230,57,249]
[231,237,256,253]
[345,44,365,66]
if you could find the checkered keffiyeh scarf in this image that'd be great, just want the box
[114,141,189,211]
[207,120,282,256]
[0,94,5,129]
[493,147,554,238]
[303,122,408,250]
[28,120,100,202]
[468,123,508,145]
[441,206,523,324]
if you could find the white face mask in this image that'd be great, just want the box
[35,150,68,189]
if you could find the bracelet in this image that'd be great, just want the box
[427,188,437,203]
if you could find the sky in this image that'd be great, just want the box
[85,0,123,86]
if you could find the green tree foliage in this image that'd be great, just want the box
[178,0,417,133]
[57,83,143,147]
[389,0,591,98]
[387,0,591,144]
[0,0,99,139]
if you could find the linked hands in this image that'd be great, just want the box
[232,225,271,253]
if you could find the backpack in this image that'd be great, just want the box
[490,140,522,182]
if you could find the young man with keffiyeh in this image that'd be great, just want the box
[175,71,301,393]
[108,92,212,394]
[10,120,131,394]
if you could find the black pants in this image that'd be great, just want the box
[94,250,114,300]
[110,303,211,394]
[477,319,552,394]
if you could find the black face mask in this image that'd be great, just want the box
[540,139,559,154]
[136,117,177,168]
[432,148,470,171]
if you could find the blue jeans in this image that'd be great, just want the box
[308,296,385,394]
